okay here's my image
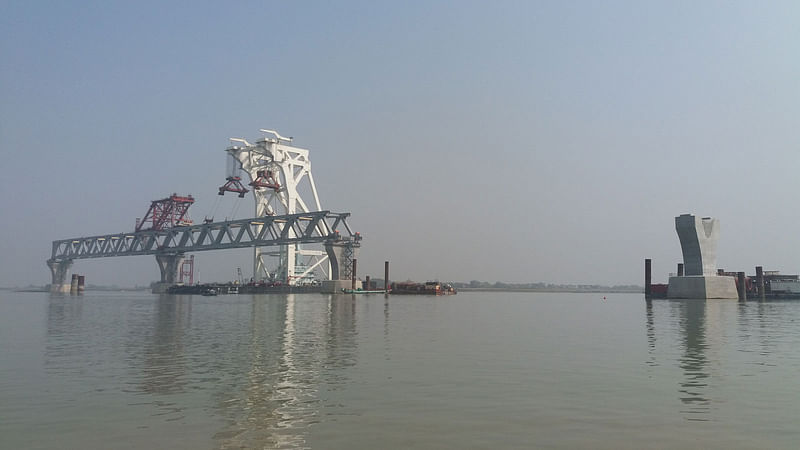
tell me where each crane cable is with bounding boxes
[206,195,222,222]
[229,196,243,220]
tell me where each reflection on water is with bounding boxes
[137,295,192,396]
[36,293,800,449]
[645,299,711,421]
[43,293,361,449]
[644,297,800,423]
[674,300,710,420]
[207,294,358,449]
[644,300,656,367]
[17,291,800,448]
[211,294,317,449]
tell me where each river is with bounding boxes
[2,291,800,449]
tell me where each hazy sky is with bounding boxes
[2,1,799,287]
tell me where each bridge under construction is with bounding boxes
[47,129,361,293]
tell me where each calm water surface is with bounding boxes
[3,291,800,449]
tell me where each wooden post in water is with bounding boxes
[677,263,684,277]
[756,266,765,300]
[70,274,79,295]
[737,272,746,301]
[384,261,389,292]
[645,259,652,298]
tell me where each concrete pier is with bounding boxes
[667,214,738,299]
[47,259,73,293]
[152,252,184,293]
[321,238,361,293]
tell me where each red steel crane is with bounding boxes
[135,194,195,232]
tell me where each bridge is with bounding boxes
[48,211,360,293]
[48,210,361,293]
[47,129,365,294]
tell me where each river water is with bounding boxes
[2,291,800,449]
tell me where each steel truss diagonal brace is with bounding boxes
[50,211,354,261]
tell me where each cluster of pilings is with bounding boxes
[645,258,767,301]
[730,266,766,301]
[69,274,85,295]
[349,260,391,292]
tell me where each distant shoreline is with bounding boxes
[4,286,644,294]
[456,287,643,294]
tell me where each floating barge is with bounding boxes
[390,281,456,296]
[167,282,322,295]
[342,289,387,294]
[168,283,239,295]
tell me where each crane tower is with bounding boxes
[224,130,327,285]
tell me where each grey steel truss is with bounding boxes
[50,211,355,261]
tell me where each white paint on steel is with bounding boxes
[226,130,327,284]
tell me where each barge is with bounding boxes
[390,281,456,296]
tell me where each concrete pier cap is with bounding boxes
[668,214,738,299]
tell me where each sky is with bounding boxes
[1,1,799,287]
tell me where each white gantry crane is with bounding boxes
[223,129,328,285]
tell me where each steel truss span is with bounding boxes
[49,211,355,261]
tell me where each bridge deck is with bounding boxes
[49,211,355,261]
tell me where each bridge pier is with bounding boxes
[153,252,184,293]
[322,240,360,293]
[47,259,73,294]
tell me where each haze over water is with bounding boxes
[3,291,800,449]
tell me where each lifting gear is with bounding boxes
[218,176,249,198]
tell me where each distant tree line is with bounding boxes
[452,280,643,292]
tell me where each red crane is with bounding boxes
[135,194,195,232]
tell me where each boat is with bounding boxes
[201,287,218,296]
[342,289,387,294]
[390,281,456,295]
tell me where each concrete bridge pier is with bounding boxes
[667,214,738,299]
[47,259,73,294]
[153,252,184,293]
[322,240,360,293]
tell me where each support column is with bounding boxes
[70,274,79,295]
[384,261,389,292]
[644,259,652,298]
[153,252,184,293]
[351,259,357,290]
[756,266,765,300]
[737,272,746,301]
[47,259,73,294]
[668,214,738,299]
[322,239,360,293]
